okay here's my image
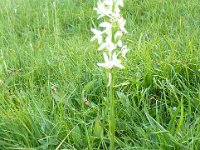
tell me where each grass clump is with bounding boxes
[0,0,199,149]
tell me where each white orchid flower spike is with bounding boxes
[91,0,128,86]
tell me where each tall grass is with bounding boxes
[0,0,200,149]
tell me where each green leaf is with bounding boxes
[83,79,97,93]
[71,125,82,147]
[167,105,181,135]
[52,93,61,102]
[117,91,130,113]
[175,98,184,135]
[93,118,103,139]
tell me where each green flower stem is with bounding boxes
[109,71,115,150]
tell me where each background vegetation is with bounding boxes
[0,0,200,149]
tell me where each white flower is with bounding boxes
[117,40,122,47]
[114,31,123,47]
[121,45,129,59]
[97,52,124,70]
[103,0,113,7]
[114,31,123,40]
[114,1,123,15]
[97,53,113,69]
[98,36,115,52]
[91,0,128,86]
[118,17,127,33]
[99,22,112,34]
[91,28,103,44]
[116,0,124,7]
[95,1,112,19]
[112,52,125,69]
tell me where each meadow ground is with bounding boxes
[0,0,200,149]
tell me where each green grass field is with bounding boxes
[0,0,200,149]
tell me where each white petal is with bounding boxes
[104,36,115,51]
[116,0,124,7]
[114,6,120,14]
[91,28,101,35]
[115,63,125,69]
[114,31,122,40]
[98,43,106,51]
[112,53,125,69]
[91,36,96,42]
[121,45,129,59]
[103,52,109,62]
[97,62,107,68]
[91,28,103,43]
[98,36,103,44]
[100,22,112,34]
[97,61,113,69]
[112,52,118,61]
[104,0,113,6]
[117,40,122,47]
[107,42,115,51]
[118,18,127,33]
[99,22,111,28]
